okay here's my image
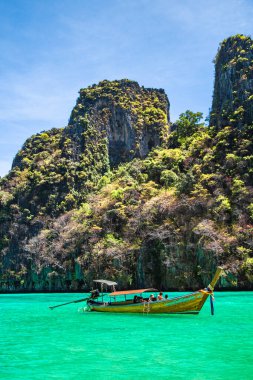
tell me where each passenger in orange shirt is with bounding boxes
[157,292,163,300]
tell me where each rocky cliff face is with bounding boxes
[67,79,170,166]
[210,35,253,128]
[9,80,170,216]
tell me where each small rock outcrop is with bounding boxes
[210,35,253,128]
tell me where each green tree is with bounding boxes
[176,110,204,139]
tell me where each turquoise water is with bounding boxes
[1,292,253,380]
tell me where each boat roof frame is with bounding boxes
[93,279,118,286]
[109,288,158,297]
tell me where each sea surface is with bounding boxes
[1,292,253,380]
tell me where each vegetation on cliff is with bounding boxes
[0,36,252,292]
[21,111,253,290]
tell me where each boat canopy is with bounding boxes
[109,288,158,296]
[94,279,118,286]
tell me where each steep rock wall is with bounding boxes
[68,79,170,166]
[210,35,253,128]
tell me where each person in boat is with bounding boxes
[157,292,163,300]
[149,294,155,302]
[134,295,143,303]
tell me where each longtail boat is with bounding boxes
[86,267,223,315]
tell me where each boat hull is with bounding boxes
[88,291,209,314]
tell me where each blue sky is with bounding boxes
[0,0,252,177]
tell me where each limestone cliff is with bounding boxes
[9,80,170,215]
[0,38,253,293]
[210,35,253,128]
[67,79,170,166]
[0,80,171,291]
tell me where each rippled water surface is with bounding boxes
[1,292,253,379]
